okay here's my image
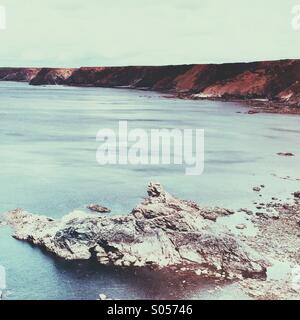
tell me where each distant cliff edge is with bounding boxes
[1,60,300,110]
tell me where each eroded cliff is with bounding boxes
[1,59,300,108]
[0,67,40,82]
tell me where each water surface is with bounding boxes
[0,82,300,300]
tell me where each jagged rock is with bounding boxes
[6,183,267,280]
[268,212,280,220]
[294,192,300,199]
[236,224,247,230]
[98,293,112,301]
[253,187,261,192]
[0,68,40,82]
[98,294,107,301]
[256,212,268,219]
[30,68,75,85]
[239,208,254,215]
[87,204,111,213]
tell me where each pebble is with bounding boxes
[99,294,107,300]
[236,224,247,230]
[180,267,187,272]
[256,212,268,219]
[240,208,254,215]
[195,269,202,276]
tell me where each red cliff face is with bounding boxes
[30,68,75,85]
[0,68,41,82]
[194,60,300,100]
[277,81,300,106]
[200,70,272,98]
[1,59,300,108]
[65,65,192,91]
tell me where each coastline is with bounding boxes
[176,94,300,115]
[3,183,300,300]
[0,80,300,300]
[1,59,300,115]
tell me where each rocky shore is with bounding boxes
[2,182,300,299]
[5,183,267,281]
[1,59,300,114]
[238,192,300,300]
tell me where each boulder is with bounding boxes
[87,204,111,213]
[294,192,300,199]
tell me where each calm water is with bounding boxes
[0,82,300,300]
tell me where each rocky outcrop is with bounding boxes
[30,68,75,85]
[192,60,300,100]
[277,81,300,107]
[65,65,192,90]
[6,183,267,280]
[2,59,300,108]
[0,68,40,82]
[294,191,300,199]
[87,204,111,213]
[198,70,272,99]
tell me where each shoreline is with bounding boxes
[2,183,300,300]
[174,93,300,115]
[1,66,300,300]
[1,59,300,115]
[2,79,300,116]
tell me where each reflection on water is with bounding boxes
[1,225,247,300]
[0,82,300,300]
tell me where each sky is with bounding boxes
[0,0,300,67]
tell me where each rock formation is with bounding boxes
[30,68,75,85]
[6,183,267,280]
[0,68,40,82]
[277,81,300,107]
[87,204,111,213]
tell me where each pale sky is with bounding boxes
[0,0,300,67]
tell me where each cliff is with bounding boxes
[30,68,75,85]
[0,67,40,82]
[1,59,300,108]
